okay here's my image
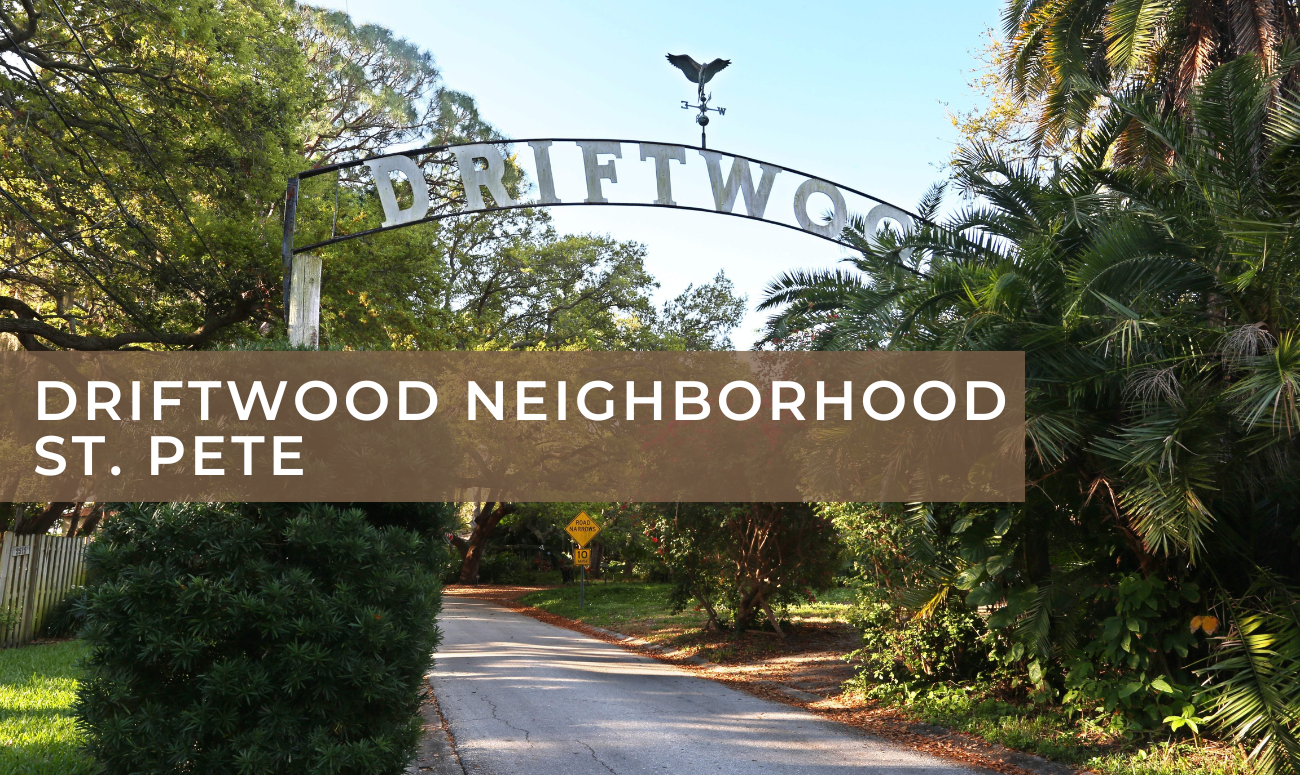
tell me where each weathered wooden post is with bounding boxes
[282,176,324,349]
[288,254,323,348]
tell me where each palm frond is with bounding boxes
[1105,0,1170,73]
[1203,579,1300,775]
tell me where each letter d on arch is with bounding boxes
[364,155,430,228]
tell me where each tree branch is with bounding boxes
[0,292,264,350]
[0,0,40,53]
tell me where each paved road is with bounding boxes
[430,597,989,775]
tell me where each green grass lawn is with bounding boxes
[518,582,702,633]
[518,581,857,630]
[0,640,95,775]
[785,586,856,620]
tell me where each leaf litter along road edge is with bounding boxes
[440,585,1082,775]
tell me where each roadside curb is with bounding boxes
[408,680,466,775]
[454,593,1091,775]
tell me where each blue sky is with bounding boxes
[315,0,1003,346]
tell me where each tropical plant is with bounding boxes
[762,55,1300,771]
[1201,576,1300,773]
[1060,575,1202,730]
[1003,0,1300,149]
[847,588,993,684]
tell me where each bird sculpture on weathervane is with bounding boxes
[666,53,730,148]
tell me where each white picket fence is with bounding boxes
[0,532,90,647]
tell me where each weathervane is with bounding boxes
[666,54,730,148]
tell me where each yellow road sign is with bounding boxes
[574,548,591,567]
[565,512,601,547]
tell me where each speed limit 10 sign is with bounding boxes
[574,548,591,568]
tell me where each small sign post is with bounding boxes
[565,512,601,608]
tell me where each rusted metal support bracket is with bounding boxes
[280,176,300,327]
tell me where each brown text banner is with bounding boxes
[0,351,1024,502]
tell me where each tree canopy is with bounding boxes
[0,2,746,353]
[0,0,305,349]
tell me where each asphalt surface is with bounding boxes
[430,597,990,775]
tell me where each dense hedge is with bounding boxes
[76,502,452,775]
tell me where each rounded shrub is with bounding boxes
[848,588,992,683]
[76,502,450,775]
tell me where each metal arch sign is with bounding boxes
[280,138,918,346]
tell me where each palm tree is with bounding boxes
[762,56,1300,772]
[1003,0,1300,149]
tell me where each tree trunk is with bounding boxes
[73,504,106,537]
[61,503,86,536]
[759,597,785,637]
[735,581,769,632]
[14,502,73,535]
[696,586,723,631]
[453,502,513,584]
[1091,479,1159,575]
[1022,516,1051,584]
[589,541,604,579]
[0,468,20,532]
